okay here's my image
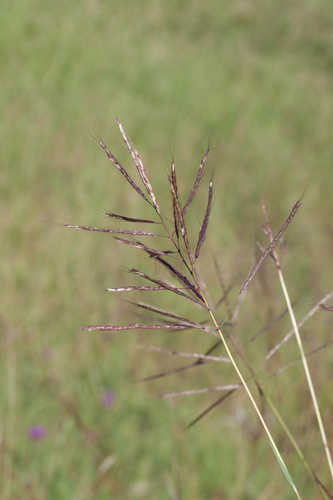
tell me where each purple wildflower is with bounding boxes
[28,425,47,441]
[101,391,115,409]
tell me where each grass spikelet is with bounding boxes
[195,180,213,259]
[84,322,193,332]
[126,300,204,328]
[128,268,204,306]
[105,212,158,224]
[106,285,166,292]
[113,236,174,257]
[153,255,204,302]
[117,119,143,174]
[116,119,161,214]
[182,146,209,216]
[320,304,333,312]
[168,161,192,262]
[98,138,152,205]
[135,150,161,215]
[65,224,155,237]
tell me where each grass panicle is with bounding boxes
[70,120,333,499]
[239,199,301,296]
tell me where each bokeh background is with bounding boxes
[2,1,333,498]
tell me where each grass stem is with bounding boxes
[204,299,302,499]
[277,269,333,481]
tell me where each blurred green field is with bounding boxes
[2,0,333,498]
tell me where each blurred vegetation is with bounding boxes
[1,0,333,498]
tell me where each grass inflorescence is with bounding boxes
[67,121,333,499]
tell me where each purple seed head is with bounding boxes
[101,391,115,409]
[28,425,47,440]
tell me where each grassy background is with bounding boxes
[2,0,333,498]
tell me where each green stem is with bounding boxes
[204,298,302,499]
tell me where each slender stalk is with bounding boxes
[261,200,333,481]
[267,393,331,499]
[214,309,330,497]
[203,297,302,499]
[278,270,333,480]
[266,290,333,360]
